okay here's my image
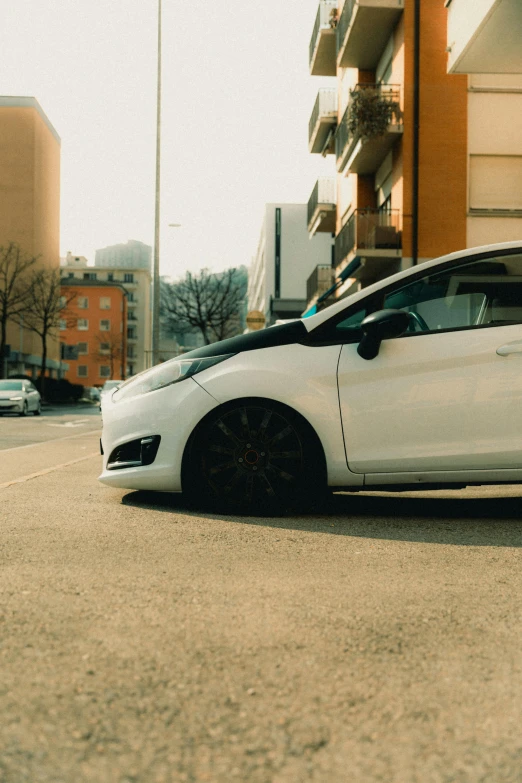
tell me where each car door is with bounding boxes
[336,249,522,474]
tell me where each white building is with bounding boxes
[248,203,333,325]
[95,240,151,270]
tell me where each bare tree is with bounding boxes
[20,268,76,398]
[95,329,124,380]
[0,243,38,377]
[161,267,247,346]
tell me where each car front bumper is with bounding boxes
[0,400,24,412]
[98,378,218,492]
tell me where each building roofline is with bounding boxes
[60,277,129,293]
[0,96,61,144]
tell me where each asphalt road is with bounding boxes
[1,407,521,782]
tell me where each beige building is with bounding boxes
[61,255,151,376]
[446,0,522,248]
[0,96,61,377]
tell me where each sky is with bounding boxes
[0,0,334,281]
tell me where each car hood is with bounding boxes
[178,320,308,361]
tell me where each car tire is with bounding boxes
[184,400,327,515]
[20,401,28,417]
[34,403,41,416]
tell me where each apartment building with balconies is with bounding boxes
[446,0,522,251]
[305,0,522,314]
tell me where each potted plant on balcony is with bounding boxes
[347,86,400,144]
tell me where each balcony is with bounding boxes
[307,178,337,234]
[446,0,521,74]
[309,89,338,155]
[337,0,404,69]
[335,209,402,284]
[306,264,336,307]
[309,0,338,76]
[336,84,402,174]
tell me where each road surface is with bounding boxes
[1,406,521,782]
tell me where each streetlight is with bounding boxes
[151,0,163,366]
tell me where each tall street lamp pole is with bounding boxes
[152,0,162,366]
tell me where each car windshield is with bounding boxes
[0,381,23,391]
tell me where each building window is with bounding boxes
[78,297,89,309]
[124,273,134,283]
[83,272,97,280]
[99,366,110,378]
[127,292,135,302]
[100,296,111,310]
[78,342,88,355]
[100,319,110,331]
[59,319,67,331]
[127,327,135,339]
[77,319,89,331]
[107,273,114,281]
[99,342,110,353]
[127,346,135,358]
[77,365,88,378]
[59,295,67,308]
[68,272,74,279]
[470,155,522,211]
[128,364,134,376]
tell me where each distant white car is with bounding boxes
[98,380,123,410]
[99,241,522,513]
[0,379,41,416]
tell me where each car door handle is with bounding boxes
[497,341,522,357]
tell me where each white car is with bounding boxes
[99,241,522,512]
[0,379,41,416]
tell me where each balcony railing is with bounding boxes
[309,88,338,155]
[307,264,335,305]
[309,0,338,76]
[307,177,337,233]
[337,0,404,69]
[335,209,402,267]
[336,83,401,174]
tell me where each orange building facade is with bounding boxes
[59,279,127,386]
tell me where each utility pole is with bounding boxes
[152,0,162,366]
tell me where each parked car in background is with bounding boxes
[0,379,41,416]
[83,386,101,403]
[99,380,123,410]
[99,241,522,514]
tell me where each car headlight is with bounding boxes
[112,354,234,403]
[9,396,23,401]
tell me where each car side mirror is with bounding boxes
[357,309,411,360]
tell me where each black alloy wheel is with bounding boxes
[186,401,324,514]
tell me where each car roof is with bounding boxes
[302,240,522,332]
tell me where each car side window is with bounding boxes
[384,253,522,333]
